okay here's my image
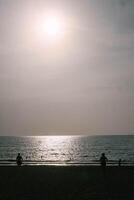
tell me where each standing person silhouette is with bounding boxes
[16,153,23,166]
[100,153,108,175]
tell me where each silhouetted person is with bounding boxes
[118,159,121,167]
[16,153,23,166]
[100,153,108,175]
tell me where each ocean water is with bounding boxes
[0,135,134,164]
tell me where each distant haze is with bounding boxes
[0,0,134,135]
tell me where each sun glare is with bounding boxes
[45,17,61,35]
[34,14,66,43]
[41,16,64,40]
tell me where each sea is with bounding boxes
[0,135,134,165]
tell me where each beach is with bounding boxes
[0,166,134,200]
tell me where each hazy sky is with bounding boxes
[0,0,134,135]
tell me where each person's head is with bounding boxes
[18,153,20,156]
[102,153,105,156]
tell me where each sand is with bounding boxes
[0,166,134,200]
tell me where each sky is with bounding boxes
[0,0,134,135]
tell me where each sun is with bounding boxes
[34,14,66,42]
[45,17,61,35]
[43,16,64,39]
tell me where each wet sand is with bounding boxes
[0,166,134,200]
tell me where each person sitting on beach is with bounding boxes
[16,153,23,166]
[100,153,108,174]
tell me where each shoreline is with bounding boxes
[0,160,134,166]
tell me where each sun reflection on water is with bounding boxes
[33,136,75,162]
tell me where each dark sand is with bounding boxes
[0,166,134,200]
